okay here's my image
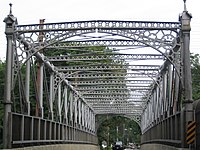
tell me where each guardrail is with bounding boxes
[8,113,98,148]
[141,112,182,148]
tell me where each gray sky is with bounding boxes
[0,0,199,60]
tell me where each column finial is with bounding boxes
[183,0,187,11]
[9,3,12,15]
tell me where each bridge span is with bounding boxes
[2,2,197,150]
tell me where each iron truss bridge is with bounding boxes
[10,18,181,124]
[3,7,194,148]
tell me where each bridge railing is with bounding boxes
[141,112,182,147]
[8,112,98,148]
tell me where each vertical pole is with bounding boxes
[70,91,73,123]
[58,83,62,122]
[180,7,193,147]
[64,86,68,124]
[74,97,78,125]
[81,103,84,129]
[39,61,44,118]
[3,5,16,148]
[25,51,30,115]
[36,19,45,117]
[49,72,54,120]
[78,100,81,126]
[93,114,96,133]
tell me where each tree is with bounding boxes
[0,60,6,148]
[191,53,200,100]
[96,115,141,149]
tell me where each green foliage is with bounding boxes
[0,60,5,147]
[97,115,141,149]
[191,53,200,100]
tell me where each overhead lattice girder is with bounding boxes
[16,20,180,33]
[95,108,142,112]
[74,85,151,91]
[86,97,146,102]
[66,70,158,75]
[80,91,148,97]
[85,96,144,100]
[65,72,157,79]
[47,54,164,62]
[92,107,143,112]
[80,88,148,93]
[57,64,160,72]
[84,95,145,99]
[92,101,143,105]
[70,80,154,85]
[15,20,180,70]
[96,108,143,112]
[94,109,143,114]
[75,84,151,87]
[48,40,147,48]
[85,98,145,103]
[92,106,142,114]
[86,99,146,103]
[94,107,142,112]
[87,97,144,102]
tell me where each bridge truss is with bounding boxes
[3,6,193,149]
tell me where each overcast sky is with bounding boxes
[0,0,199,60]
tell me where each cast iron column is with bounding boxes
[181,4,193,112]
[3,4,17,148]
[180,3,193,147]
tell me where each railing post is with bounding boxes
[3,4,17,149]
